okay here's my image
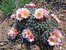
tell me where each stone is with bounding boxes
[0,42,4,46]
[16,44,21,49]
[30,45,41,50]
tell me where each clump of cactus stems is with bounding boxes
[7,3,62,50]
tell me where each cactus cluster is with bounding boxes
[12,10,58,44]
[8,4,61,50]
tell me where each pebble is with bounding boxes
[0,42,4,46]
[16,44,21,49]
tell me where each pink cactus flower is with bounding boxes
[21,8,30,19]
[48,36,61,46]
[34,8,49,19]
[24,3,36,8]
[51,14,61,23]
[8,27,18,39]
[22,29,34,42]
[50,29,62,39]
[16,8,30,21]
[10,14,16,20]
[16,8,23,21]
[34,8,44,19]
[43,9,49,18]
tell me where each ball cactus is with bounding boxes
[7,3,62,50]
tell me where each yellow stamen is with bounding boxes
[52,33,56,36]
[56,35,60,38]
[23,11,29,17]
[18,14,22,18]
[26,30,30,35]
[50,38,54,42]
[36,13,41,17]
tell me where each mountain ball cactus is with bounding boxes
[8,3,62,47]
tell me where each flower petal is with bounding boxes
[48,36,61,46]
[8,27,18,39]
[24,3,36,8]
[51,14,61,23]
[34,8,44,19]
[22,29,34,42]
[16,8,23,21]
[10,14,16,20]
[21,8,30,19]
[50,29,62,38]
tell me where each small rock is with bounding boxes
[16,44,21,49]
[22,44,28,50]
[31,45,41,50]
[0,42,4,46]
[60,46,62,50]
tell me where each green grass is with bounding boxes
[0,0,30,16]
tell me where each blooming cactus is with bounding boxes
[21,8,30,19]
[50,29,62,38]
[43,9,49,18]
[8,27,18,40]
[48,29,62,46]
[10,14,16,20]
[50,14,61,23]
[16,8,30,21]
[8,4,62,49]
[16,8,23,21]
[48,36,61,46]
[24,3,36,8]
[34,8,44,19]
[22,28,34,42]
[34,8,49,19]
